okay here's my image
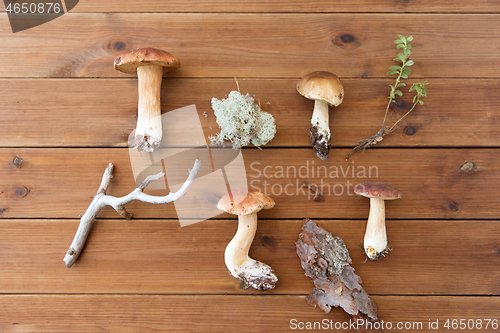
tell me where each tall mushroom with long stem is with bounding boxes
[354,182,402,260]
[114,48,180,152]
[217,189,278,291]
[297,71,344,160]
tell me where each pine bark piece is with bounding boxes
[295,219,378,320]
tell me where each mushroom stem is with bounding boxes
[364,198,390,260]
[225,213,278,291]
[309,99,331,160]
[135,65,163,152]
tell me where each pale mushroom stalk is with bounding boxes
[114,48,180,152]
[135,65,163,152]
[364,197,388,260]
[310,99,331,155]
[225,213,276,290]
[354,182,401,261]
[217,189,277,291]
[297,71,344,161]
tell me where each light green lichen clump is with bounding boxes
[209,91,276,149]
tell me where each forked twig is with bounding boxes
[63,159,202,268]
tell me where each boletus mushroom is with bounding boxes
[114,48,180,152]
[296,71,344,160]
[354,182,402,260]
[217,189,278,291]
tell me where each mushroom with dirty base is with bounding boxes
[297,71,344,161]
[354,182,402,260]
[217,189,278,291]
[114,48,180,152]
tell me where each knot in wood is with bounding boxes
[15,186,29,198]
[13,156,22,168]
[459,161,477,174]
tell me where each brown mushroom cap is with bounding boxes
[296,71,344,107]
[114,48,180,75]
[217,189,275,216]
[354,182,402,200]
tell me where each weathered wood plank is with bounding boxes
[6,0,499,13]
[0,295,498,332]
[1,14,499,78]
[0,219,498,295]
[0,78,497,148]
[0,148,497,219]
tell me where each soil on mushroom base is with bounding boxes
[309,125,330,160]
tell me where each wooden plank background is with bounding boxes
[1,78,498,147]
[1,14,500,78]
[0,219,498,295]
[1,1,499,332]
[3,1,500,13]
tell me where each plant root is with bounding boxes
[346,127,389,161]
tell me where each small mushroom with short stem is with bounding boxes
[217,189,278,291]
[354,182,402,260]
[114,48,180,152]
[297,71,344,160]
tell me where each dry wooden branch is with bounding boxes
[64,159,201,268]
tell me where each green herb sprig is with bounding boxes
[347,35,428,160]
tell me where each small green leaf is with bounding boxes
[418,100,424,105]
[407,35,414,42]
[397,83,406,87]
[396,44,405,49]
[406,60,414,66]
[400,73,409,79]
[389,66,401,70]
[406,44,412,49]
[394,39,403,44]
[386,70,399,75]
[403,66,411,75]
[413,95,417,103]
[394,57,401,62]
[410,82,423,91]
[394,90,403,96]
[398,35,407,43]
[398,53,406,62]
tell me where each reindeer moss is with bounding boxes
[209,91,276,149]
